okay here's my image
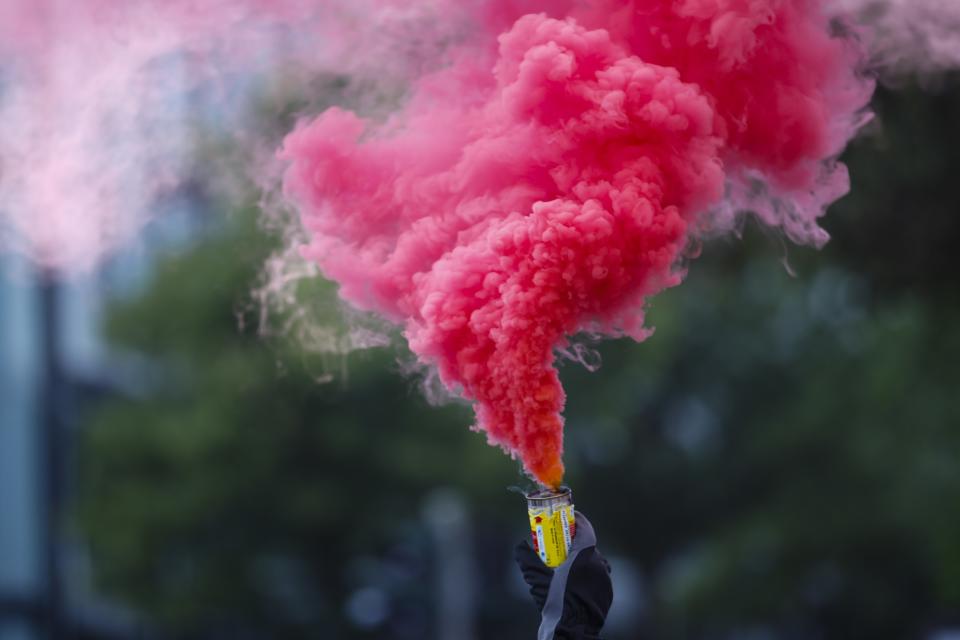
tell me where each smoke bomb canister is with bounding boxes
[525,487,576,568]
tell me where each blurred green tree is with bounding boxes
[564,254,960,639]
[76,80,960,640]
[559,79,960,638]
[76,212,533,639]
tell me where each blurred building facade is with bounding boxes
[0,254,43,640]
[0,210,195,640]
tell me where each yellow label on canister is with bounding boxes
[527,502,576,568]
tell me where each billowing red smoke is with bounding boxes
[281,0,873,488]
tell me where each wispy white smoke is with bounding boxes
[833,0,960,75]
[0,0,458,273]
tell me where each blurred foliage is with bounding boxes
[827,77,960,300]
[76,213,533,638]
[77,79,960,639]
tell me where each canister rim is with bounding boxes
[525,486,573,508]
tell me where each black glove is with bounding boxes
[514,512,613,640]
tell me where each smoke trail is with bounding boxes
[0,0,454,271]
[280,1,874,488]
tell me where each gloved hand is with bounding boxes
[514,512,613,640]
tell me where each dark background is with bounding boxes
[1,71,959,640]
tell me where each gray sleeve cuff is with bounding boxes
[537,512,597,640]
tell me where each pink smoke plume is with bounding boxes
[281,1,874,488]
